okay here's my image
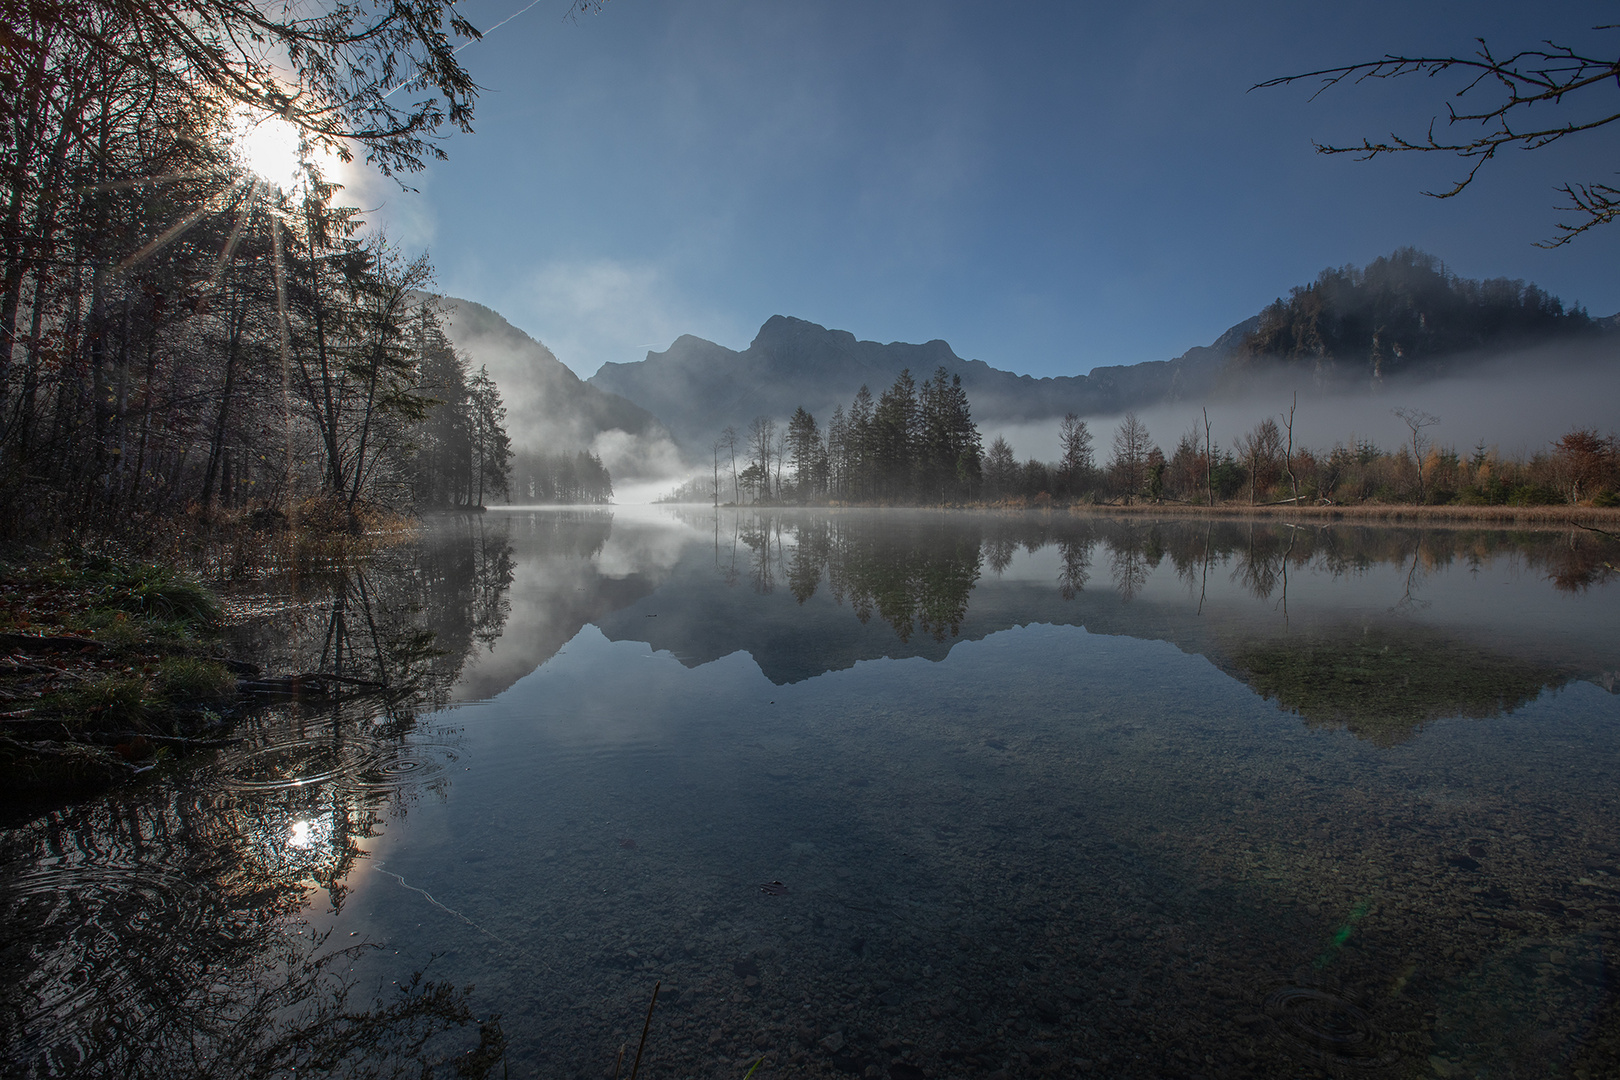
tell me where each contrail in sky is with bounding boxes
[456,0,547,53]
[382,0,547,97]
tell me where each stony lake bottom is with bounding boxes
[3,508,1617,1079]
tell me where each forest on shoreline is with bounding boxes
[0,0,627,553]
[661,364,1620,513]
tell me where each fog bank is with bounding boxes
[987,344,1620,462]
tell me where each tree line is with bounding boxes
[663,367,1616,509]
[509,450,614,505]
[412,310,513,509]
[696,366,984,505]
[986,407,1618,509]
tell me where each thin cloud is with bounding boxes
[509,257,744,376]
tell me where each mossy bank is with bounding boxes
[0,553,251,803]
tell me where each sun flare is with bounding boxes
[227,107,340,194]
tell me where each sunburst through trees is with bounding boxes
[0,0,548,539]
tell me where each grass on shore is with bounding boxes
[0,496,443,804]
[0,553,243,798]
[0,501,415,801]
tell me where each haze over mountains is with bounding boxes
[437,250,1618,483]
[423,295,682,480]
[586,250,1611,457]
[588,314,1256,453]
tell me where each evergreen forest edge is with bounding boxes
[671,363,1620,511]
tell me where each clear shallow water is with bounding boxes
[3,509,1617,1079]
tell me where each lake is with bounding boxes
[3,508,1617,1079]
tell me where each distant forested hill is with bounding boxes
[1241,248,1598,378]
[426,296,668,451]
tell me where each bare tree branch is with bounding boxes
[1255,26,1620,244]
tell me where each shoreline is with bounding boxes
[0,515,419,807]
[1059,501,1620,528]
[659,499,1620,530]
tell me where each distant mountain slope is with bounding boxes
[424,295,670,453]
[589,314,1254,451]
[1241,248,1599,379]
[586,249,1613,454]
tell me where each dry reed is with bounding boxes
[1059,501,1620,528]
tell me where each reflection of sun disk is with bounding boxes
[288,820,314,848]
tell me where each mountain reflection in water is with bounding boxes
[517,508,1611,743]
[3,508,1617,1079]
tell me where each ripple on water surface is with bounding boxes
[1,859,217,1069]
[1264,983,1398,1068]
[2,700,470,1077]
[215,709,460,798]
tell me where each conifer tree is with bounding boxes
[846,386,876,501]
[872,370,920,501]
[787,407,823,503]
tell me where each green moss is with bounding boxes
[1231,627,1566,744]
[42,660,234,736]
[82,609,150,645]
[155,657,236,702]
[56,674,156,730]
[41,555,220,633]
[0,553,244,799]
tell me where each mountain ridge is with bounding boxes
[586,248,1615,455]
[419,294,684,480]
[589,313,1255,451]
[426,294,667,448]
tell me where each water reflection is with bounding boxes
[468,506,1613,748]
[366,557,1619,1078]
[1231,627,1565,746]
[3,508,1617,1079]
[0,516,517,1078]
[606,510,1615,742]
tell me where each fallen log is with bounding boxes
[0,632,107,654]
[238,672,388,697]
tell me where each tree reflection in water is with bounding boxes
[0,516,516,1079]
[665,509,1610,742]
[824,517,982,643]
[6,509,1608,1074]
[1055,535,1093,600]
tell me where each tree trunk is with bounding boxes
[201,294,247,509]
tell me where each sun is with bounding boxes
[227,106,342,194]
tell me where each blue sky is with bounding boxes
[359,0,1620,379]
